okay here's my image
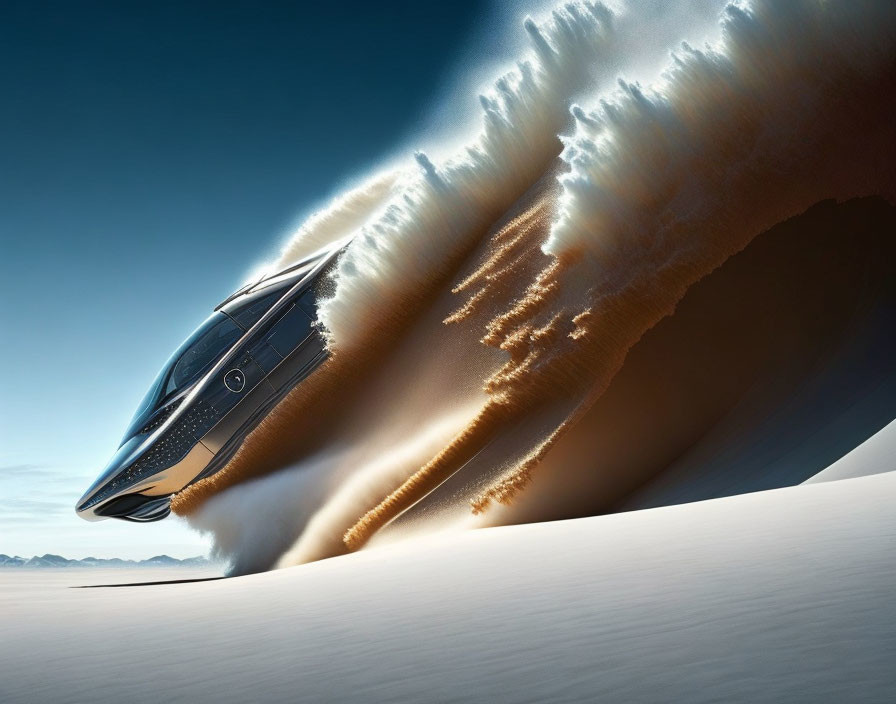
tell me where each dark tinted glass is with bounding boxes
[122,313,242,443]
[228,284,289,329]
[166,316,242,395]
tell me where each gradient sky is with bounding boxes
[0,0,532,559]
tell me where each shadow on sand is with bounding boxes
[72,576,227,588]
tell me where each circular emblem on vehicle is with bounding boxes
[224,368,245,393]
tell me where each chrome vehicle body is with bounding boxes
[76,239,347,522]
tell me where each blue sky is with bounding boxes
[0,0,541,559]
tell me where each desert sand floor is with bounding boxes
[2,471,894,704]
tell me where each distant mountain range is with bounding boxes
[0,553,213,568]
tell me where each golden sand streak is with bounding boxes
[471,434,555,514]
[343,401,514,550]
[481,257,565,348]
[343,194,559,550]
[450,202,547,295]
[445,214,550,323]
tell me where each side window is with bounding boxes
[266,304,314,358]
[228,286,288,330]
[167,317,243,395]
[120,313,243,443]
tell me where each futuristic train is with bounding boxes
[75,239,347,522]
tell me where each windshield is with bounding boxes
[122,313,243,442]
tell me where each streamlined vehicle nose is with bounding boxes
[75,436,172,522]
[77,239,347,526]
[75,498,104,521]
[76,493,171,522]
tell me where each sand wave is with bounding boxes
[174,0,896,573]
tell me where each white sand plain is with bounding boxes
[2,469,894,703]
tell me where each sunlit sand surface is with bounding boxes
[4,471,895,703]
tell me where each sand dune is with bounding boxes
[4,470,895,703]
[807,419,896,485]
